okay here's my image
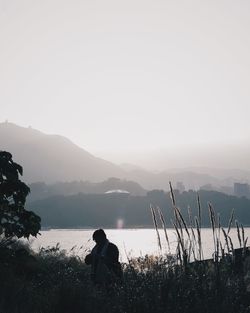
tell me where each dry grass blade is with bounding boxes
[235,220,242,247]
[228,235,234,254]
[196,195,203,260]
[208,203,215,235]
[220,242,225,259]
[157,207,171,253]
[222,228,230,254]
[169,181,176,207]
[216,238,220,260]
[173,222,185,252]
[218,213,221,251]
[176,241,182,265]
[208,203,219,261]
[151,205,162,251]
[195,216,203,261]
[188,206,197,242]
[197,193,202,227]
[227,209,234,235]
[175,207,190,239]
[241,224,245,247]
[169,182,184,241]
[173,208,179,228]
[244,237,248,249]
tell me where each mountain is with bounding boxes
[129,143,250,173]
[0,122,125,183]
[1,122,248,191]
[167,167,250,182]
[122,168,222,191]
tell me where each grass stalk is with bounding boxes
[151,205,162,251]
[235,220,242,248]
[157,207,171,254]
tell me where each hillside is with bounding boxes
[27,177,147,202]
[0,122,125,183]
[1,122,247,191]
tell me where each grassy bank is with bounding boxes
[0,238,250,313]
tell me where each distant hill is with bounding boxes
[0,122,247,191]
[125,168,222,191]
[131,144,250,175]
[27,177,147,202]
[0,122,125,183]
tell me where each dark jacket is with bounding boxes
[85,240,122,283]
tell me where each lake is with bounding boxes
[28,227,250,262]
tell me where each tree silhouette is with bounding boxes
[0,151,41,238]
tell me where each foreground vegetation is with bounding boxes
[0,236,250,313]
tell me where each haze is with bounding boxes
[1,0,250,170]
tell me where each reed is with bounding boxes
[173,221,187,266]
[195,216,202,261]
[176,207,190,240]
[235,220,242,248]
[151,186,248,266]
[151,205,162,251]
[197,193,202,229]
[244,237,248,254]
[208,202,219,261]
[227,208,235,235]
[188,206,198,260]
[241,223,248,257]
[217,213,222,258]
[222,227,230,254]
[169,181,176,207]
[196,194,204,260]
[228,235,234,258]
[241,223,245,248]
[158,207,171,254]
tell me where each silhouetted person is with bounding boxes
[85,229,122,285]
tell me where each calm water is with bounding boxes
[29,228,250,263]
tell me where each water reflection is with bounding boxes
[29,228,250,263]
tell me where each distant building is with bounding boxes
[234,183,250,198]
[176,181,185,193]
[105,189,130,195]
[200,184,213,191]
[219,185,234,195]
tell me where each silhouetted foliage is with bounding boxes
[0,151,41,238]
[1,239,250,313]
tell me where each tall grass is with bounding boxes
[151,183,249,266]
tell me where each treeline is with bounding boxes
[27,189,250,228]
[27,177,147,202]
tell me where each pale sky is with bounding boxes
[1,0,250,165]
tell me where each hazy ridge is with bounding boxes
[1,122,249,191]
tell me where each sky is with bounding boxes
[1,0,250,166]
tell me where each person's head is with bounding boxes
[93,229,107,245]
